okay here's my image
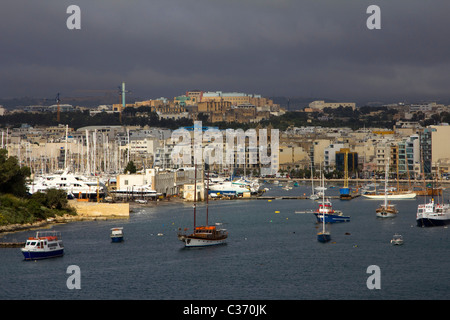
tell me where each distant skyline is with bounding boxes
[1,0,450,105]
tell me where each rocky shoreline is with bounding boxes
[0,214,128,236]
[0,197,181,236]
[0,220,52,234]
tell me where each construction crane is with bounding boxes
[43,93,62,123]
[118,82,131,124]
[339,150,352,200]
[55,93,61,123]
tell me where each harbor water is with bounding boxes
[1,183,449,300]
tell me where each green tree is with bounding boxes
[44,188,70,210]
[0,149,31,197]
[124,161,137,174]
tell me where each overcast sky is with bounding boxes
[1,0,450,104]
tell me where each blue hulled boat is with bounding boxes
[316,173,331,243]
[21,231,64,260]
[317,231,331,243]
[314,199,350,223]
[111,227,124,242]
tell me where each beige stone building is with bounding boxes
[431,125,450,173]
[279,145,310,171]
[201,91,277,108]
[308,100,356,111]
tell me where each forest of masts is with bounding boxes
[2,126,137,177]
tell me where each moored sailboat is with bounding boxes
[309,161,319,200]
[317,173,331,243]
[178,166,228,247]
[314,173,350,223]
[376,159,398,218]
[314,200,350,223]
[363,191,416,200]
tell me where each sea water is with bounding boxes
[1,184,449,300]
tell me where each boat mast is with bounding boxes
[64,124,68,170]
[206,167,209,226]
[396,147,400,192]
[384,158,389,208]
[322,171,326,234]
[311,159,314,196]
[344,151,348,189]
[193,164,197,230]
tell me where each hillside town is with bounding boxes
[1,89,450,202]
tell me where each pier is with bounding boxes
[255,195,360,200]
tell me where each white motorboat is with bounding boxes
[21,231,64,260]
[416,198,450,227]
[390,234,404,245]
[28,170,105,199]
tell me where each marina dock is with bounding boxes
[255,195,360,200]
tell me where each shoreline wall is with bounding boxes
[68,200,130,219]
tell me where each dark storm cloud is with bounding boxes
[1,0,450,103]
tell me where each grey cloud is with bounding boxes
[1,0,450,104]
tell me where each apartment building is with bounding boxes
[324,143,345,171]
[431,124,450,174]
[201,91,277,108]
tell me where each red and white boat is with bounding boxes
[21,231,64,260]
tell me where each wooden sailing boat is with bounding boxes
[363,150,416,200]
[178,165,228,247]
[376,158,398,218]
[317,172,331,243]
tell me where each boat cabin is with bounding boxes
[318,201,334,213]
[25,239,48,249]
[192,225,227,239]
[24,231,63,250]
[193,226,217,238]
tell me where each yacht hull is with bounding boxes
[417,218,450,227]
[183,237,227,247]
[111,236,124,243]
[363,193,416,200]
[314,213,350,223]
[317,232,331,243]
[22,249,64,260]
